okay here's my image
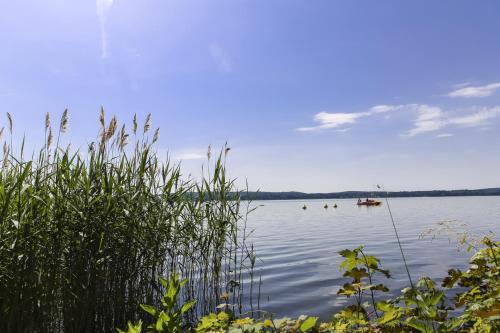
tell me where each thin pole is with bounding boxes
[379,185,414,288]
[381,188,436,333]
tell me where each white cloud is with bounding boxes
[296,104,405,132]
[295,127,317,132]
[296,112,368,131]
[436,133,453,138]
[405,105,500,137]
[299,103,500,137]
[448,83,500,98]
[296,106,402,132]
[448,107,500,127]
[404,105,445,137]
[415,105,442,121]
[317,111,368,128]
[174,152,207,160]
[369,104,403,113]
[96,0,114,58]
[209,43,232,72]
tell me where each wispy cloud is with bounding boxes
[405,105,500,136]
[448,107,500,127]
[369,104,403,113]
[96,0,114,58]
[173,151,207,160]
[209,43,232,72]
[405,105,445,137]
[296,105,403,132]
[452,82,472,88]
[299,103,500,137]
[296,112,369,132]
[448,82,500,98]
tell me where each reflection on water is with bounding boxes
[246,196,500,319]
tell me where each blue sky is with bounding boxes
[1,0,500,192]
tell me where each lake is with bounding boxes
[245,196,500,320]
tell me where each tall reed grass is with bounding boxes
[0,111,257,332]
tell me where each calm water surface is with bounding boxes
[245,196,500,319]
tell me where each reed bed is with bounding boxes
[0,111,257,332]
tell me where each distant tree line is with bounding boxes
[239,188,500,200]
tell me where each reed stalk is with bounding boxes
[0,111,257,332]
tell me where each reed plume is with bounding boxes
[6,112,12,133]
[99,106,105,128]
[152,128,160,143]
[45,112,51,130]
[47,127,53,148]
[132,113,138,134]
[118,124,129,150]
[106,116,117,141]
[0,111,256,333]
[144,113,151,133]
[59,109,68,133]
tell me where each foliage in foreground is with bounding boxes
[0,111,257,332]
[120,237,499,333]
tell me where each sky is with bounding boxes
[1,0,500,192]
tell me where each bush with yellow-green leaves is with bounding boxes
[119,236,499,333]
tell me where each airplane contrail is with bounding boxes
[96,0,114,58]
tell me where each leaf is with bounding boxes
[377,302,400,325]
[338,283,357,297]
[376,268,392,278]
[159,277,168,289]
[442,269,462,288]
[300,316,318,332]
[370,284,389,292]
[179,277,188,288]
[339,249,355,258]
[406,317,434,333]
[343,267,369,282]
[140,304,158,318]
[116,320,142,333]
[156,311,170,331]
[429,291,444,306]
[363,255,380,268]
[127,320,142,333]
[180,300,196,314]
[445,317,464,331]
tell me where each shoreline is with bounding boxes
[240,188,500,200]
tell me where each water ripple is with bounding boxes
[246,197,500,319]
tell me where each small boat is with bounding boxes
[324,204,328,209]
[302,204,307,210]
[357,199,382,206]
[333,203,338,208]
